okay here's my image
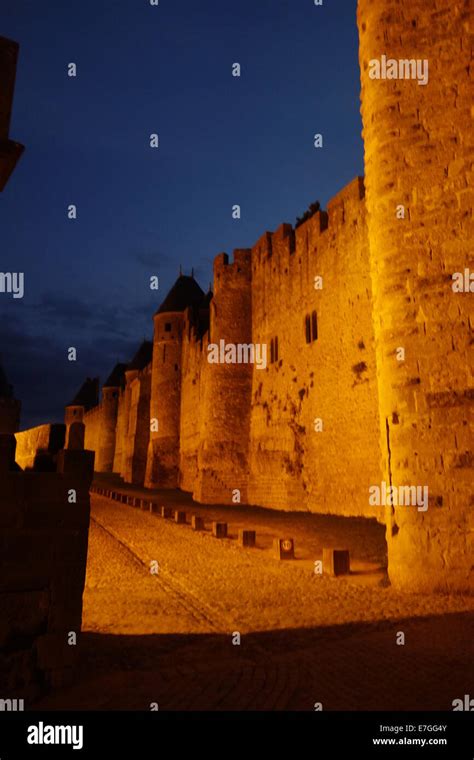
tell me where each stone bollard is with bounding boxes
[212,522,227,539]
[191,515,205,531]
[323,548,350,576]
[239,529,256,548]
[274,538,295,560]
[161,506,172,519]
[175,510,186,524]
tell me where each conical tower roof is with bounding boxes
[67,377,99,410]
[155,275,205,316]
[103,363,127,389]
[127,341,153,371]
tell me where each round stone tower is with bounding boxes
[358,0,473,591]
[95,363,126,473]
[145,274,205,489]
[194,249,253,504]
[65,378,99,428]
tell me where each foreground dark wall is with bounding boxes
[0,432,93,702]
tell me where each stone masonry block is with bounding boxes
[274,538,295,560]
[191,515,204,531]
[212,522,227,538]
[239,529,256,548]
[323,548,350,576]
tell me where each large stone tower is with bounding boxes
[95,363,126,472]
[194,250,253,504]
[0,362,20,433]
[358,0,473,591]
[145,275,205,489]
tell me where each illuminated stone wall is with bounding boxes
[358,0,473,591]
[122,365,151,485]
[247,178,383,518]
[64,0,471,593]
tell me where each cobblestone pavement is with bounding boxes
[35,480,474,711]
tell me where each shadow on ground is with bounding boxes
[34,611,473,711]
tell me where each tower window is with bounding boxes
[305,315,311,344]
[165,323,172,332]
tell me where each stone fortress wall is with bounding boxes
[77,175,384,522]
[69,0,473,594]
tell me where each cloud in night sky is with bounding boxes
[0,292,154,428]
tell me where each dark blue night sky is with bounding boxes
[1,0,362,428]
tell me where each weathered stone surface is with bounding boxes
[358,0,473,592]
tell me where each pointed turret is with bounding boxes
[64,377,99,426]
[145,274,205,488]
